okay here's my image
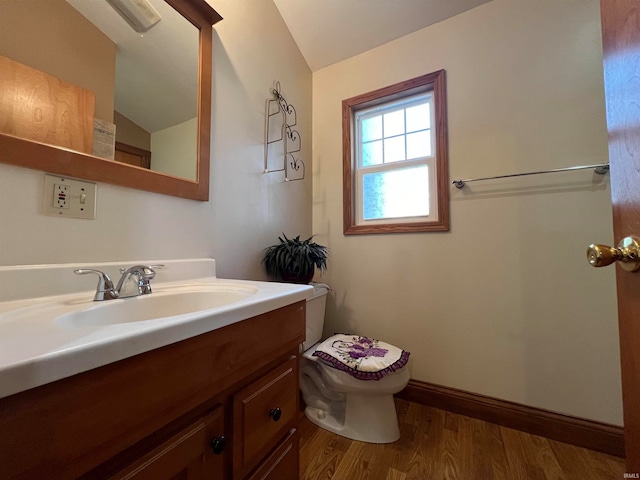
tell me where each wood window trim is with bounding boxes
[342,70,450,235]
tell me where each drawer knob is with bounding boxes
[210,435,226,455]
[269,407,282,422]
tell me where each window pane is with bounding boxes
[406,130,432,159]
[384,136,405,163]
[383,110,404,137]
[362,140,383,167]
[362,166,429,220]
[406,103,430,132]
[361,115,382,142]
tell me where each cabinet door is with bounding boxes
[111,407,225,480]
[233,356,298,478]
[246,429,299,480]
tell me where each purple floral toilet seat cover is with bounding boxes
[312,334,410,381]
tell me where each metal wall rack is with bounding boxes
[263,81,304,182]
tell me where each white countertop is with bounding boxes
[0,259,313,399]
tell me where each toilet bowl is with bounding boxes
[300,285,410,443]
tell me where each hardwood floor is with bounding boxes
[299,399,626,480]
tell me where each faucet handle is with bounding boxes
[74,269,117,301]
[116,264,164,297]
[139,265,164,293]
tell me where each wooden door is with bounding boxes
[114,142,151,169]
[600,0,640,472]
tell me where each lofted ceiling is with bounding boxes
[66,0,493,131]
[273,0,493,72]
[66,0,199,133]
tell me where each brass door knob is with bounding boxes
[587,236,640,272]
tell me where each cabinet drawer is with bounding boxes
[246,429,299,480]
[233,356,298,478]
[109,407,225,480]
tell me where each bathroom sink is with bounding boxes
[0,258,314,400]
[55,284,259,328]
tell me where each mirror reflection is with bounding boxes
[0,0,199,181]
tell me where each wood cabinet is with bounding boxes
[0,301,305,480]
[233,357,298,478]
[246,429,299,480]
[110,408,225,480]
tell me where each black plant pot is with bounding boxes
[281,272,314,284]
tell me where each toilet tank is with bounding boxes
[303,284,329,351]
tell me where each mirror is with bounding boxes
[0,0,221,201]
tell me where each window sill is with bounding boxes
[344,221,450,235]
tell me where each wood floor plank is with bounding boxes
[484,421,510,480]
[549,439,603,480]
[452,413,473,479]
[405,405,444,480]
[385,468,406,480]
[367,443,397,480]
[395,398,410,424]
[330,441,387,480]
[550,436,627,480]
[433,411,474,479]
[300,425,351,480]
[380,400,418,475]
[401,399,422,427]
[444,410,459,432]
[500,426,543,480]
[584,446,629,480]
[464,415,512,480]
[299,400,626,480]
[442,428,464,479]
[519,430,563,479]
[381,421,416,474]
[524,463,549,480]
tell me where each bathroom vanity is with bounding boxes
[0,259,311,479]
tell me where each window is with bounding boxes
[342,70,449,234]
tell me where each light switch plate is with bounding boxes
[43,174,97,219]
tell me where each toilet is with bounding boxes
[300,284,410,443]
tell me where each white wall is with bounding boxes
[0,0,312,283]
[312,0,623,425]
[151,117,198,181]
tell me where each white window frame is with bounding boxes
[354,93,438,226]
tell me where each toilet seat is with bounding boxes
[312,334,410,381]
[304,342,409,393]
[318,359,410,394]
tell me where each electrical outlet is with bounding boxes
[54,184,69,209]
[43,174,97,219]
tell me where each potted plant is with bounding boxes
[262,233,328,284]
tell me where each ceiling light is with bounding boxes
[106,0,161,33]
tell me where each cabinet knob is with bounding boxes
[210,435,225,455]
[269,407,282,422]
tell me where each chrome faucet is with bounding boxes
[74,264,164,301]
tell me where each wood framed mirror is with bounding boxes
[0,0,221,201]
